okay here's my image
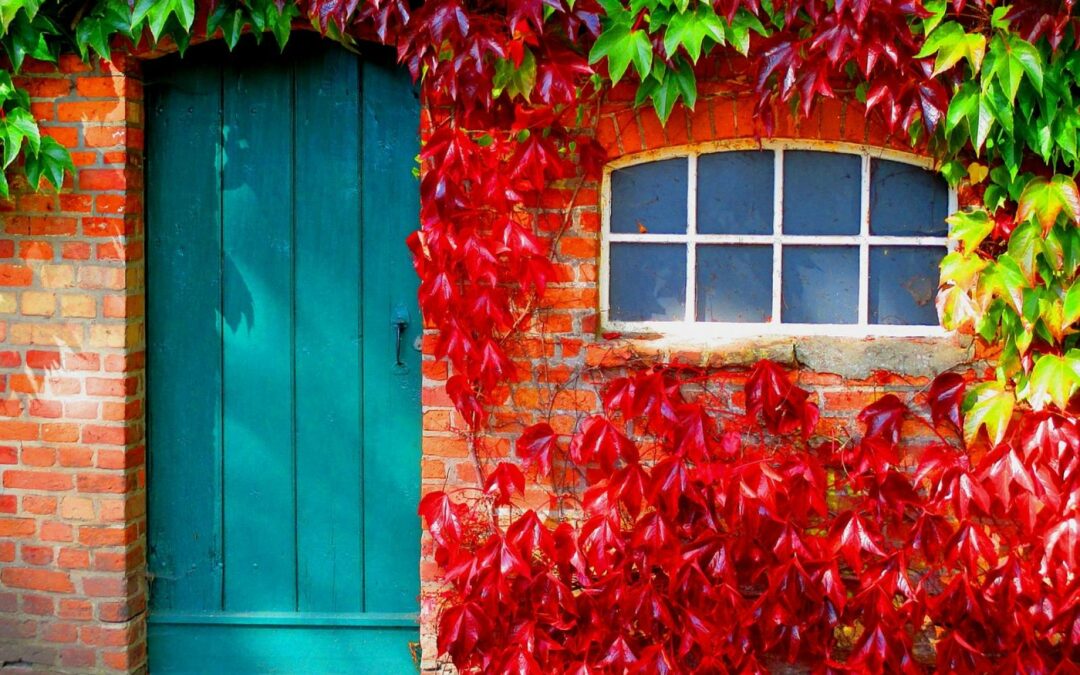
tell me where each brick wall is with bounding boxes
[415,73,978,669]
[0,53,146,672]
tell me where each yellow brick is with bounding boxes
[0,292,15,313]
[90,324,125,348]
[21,292,55,317]
[33,323,82,348]
[8,323,32,344]
[60,294,95,318]
[40,265,75,289]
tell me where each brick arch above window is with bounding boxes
[599,139,959,339]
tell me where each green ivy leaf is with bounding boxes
[947,208,994,251]
[1064,283,1080,330]
[963,381,1015,445]
[1006,220,1044,284]
[946,82,978,135]
[493,49,537,101]
[1020,353,1077,410]
[590,24,650,85]
[1010,37,1044,94]
[1017,175,1080,233]
[916,22,986,76]
[24,135,72,192]
[940,250,988,289]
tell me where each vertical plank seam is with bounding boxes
[357,57,367,613]
[290,57,301,614]
[217,60,228,612]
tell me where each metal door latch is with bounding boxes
[392,305,410,366]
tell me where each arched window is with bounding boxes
[600,142,956,337]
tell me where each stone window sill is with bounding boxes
[584,331,975,380]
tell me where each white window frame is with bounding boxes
[599,139,959,339]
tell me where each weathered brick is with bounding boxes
[1,567,74,593]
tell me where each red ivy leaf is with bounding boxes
[517,422,559,475]
[858,394,908,445]
[419,490,463,553]
[484,462,526,506]
[928,372,966,432]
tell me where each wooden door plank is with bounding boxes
[293,47,365,613]
[148,623,419,673]
[146,56,225,613]
[360,58,422,613]
[221,52,298,612]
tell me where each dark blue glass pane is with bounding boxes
[782,246,858,324]
[870,159,949,236]
[869,246,944,325]
[610,159,688,234]
[609,243,686,321]
[696,245,772,322]
[698,151,774,234]
[782,151,861,235]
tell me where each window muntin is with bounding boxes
[601,142,956,337]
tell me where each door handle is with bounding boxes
[393,318,409,366]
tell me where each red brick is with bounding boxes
[80,425,127,446]
[19,241,53,260]
[2,567,74,593]
[78,526,129,546]
[58,598,92,620]
[86,378,129,397]
[82,126,126,148]
[0,495,14,513]
[82,575,125,598]
[60,194,93,213]
[21,445,56,465]
[58,548,90,569]
[75,76,125,98]
[26,350,61,369]
[29,399,62,419]
[63,352,101,371]
[21,545,53,565]
[25,78,72,98]
[43,622,78,644]
[59,446,94,467]
[0,421,39,441]
[62,242,92,260]
[77,473,127,493]
[78,169,126,191]
[29,217,77,235]
[57,100,126,123]
[22,593,54,615]
[40,522,74,542]
[0,264,33,286]
[60,646,95,669]
[0,518,35,536]
[22,495,57,515]
[42,423,80,442]
[3,470,71,491]
[81,624,130,647]
[83,217,127,237]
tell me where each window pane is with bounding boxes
[609,243,686,321]
[610,159,688,234]
[698,151,773,234]
[696,245,772,322]
[870,159,949,236]
[782,151,861,235]
[782,246,858,324]
[869,246,944,325]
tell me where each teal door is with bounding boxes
[145,37,421,673]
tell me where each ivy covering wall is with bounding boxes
[2,0,1080,671]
